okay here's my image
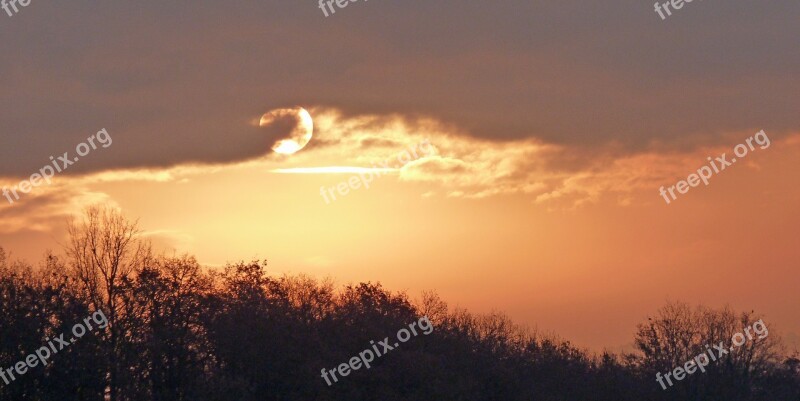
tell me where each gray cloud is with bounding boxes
[0,0,797,177]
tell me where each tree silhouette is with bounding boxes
[0,208,796,400]
[65,206,151,401]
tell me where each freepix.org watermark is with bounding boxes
[2,128,112,205]
[659,130,770,205]
[318,0,368,18]
[1,0,32,18]
[655,319,769,390]
[653,0,703,20]
[320,316,434,386]
[320,138,434,204]
[0,310,108,387]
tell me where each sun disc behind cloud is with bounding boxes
[260,107,314,155]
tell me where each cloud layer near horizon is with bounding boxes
[1,107,797,237]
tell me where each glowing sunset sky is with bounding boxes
[0,1,798,351]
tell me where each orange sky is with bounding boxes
[1,109,797,352]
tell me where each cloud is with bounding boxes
[141,229,195,255]
[0,1,798,177]
[0,186,116,234]
[269,110,800,208]
[0,107,798,234]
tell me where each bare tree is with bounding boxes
[634,301,783,399]
[65,205,151,401]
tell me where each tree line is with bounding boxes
[0,206,797,401]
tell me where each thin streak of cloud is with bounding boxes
[270,167,398,174]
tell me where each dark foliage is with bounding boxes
[0,208,797,401]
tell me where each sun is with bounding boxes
[260,107,314,155]
[271,139,304,155]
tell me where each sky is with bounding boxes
[0,0,798,352]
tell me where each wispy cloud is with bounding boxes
[1,107,798,235]
[271,167,398,174]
